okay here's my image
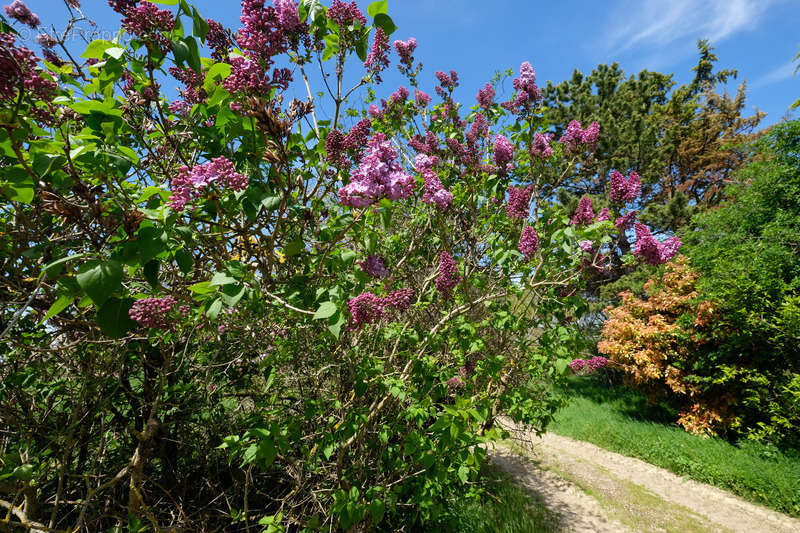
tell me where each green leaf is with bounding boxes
[1,166,34,204]
[210,272,237,286]
[221,284,246,307]
[367,0,388,17]
[76,260,123,306]
[105,47,125,60]
[80,40,116,59]
[368,499,385,523]
[457,465,469,483]
[188,281,214,294]
[183,36,202,73]
[32,153,65,177]
[203,62,232,93]
[137,226,167,264]
[174,248,193,274]
[284,239,304,256]
[206,298,222,320]
[192,7,210,40]
[314,301,337,320]
[146,0,178,4]
[96,297,137,339]
[40,293,72,323]
[373,13,396,35]
[143,259,159,288]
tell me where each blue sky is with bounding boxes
[16,0,800,126]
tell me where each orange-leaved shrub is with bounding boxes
[597,255,732,435]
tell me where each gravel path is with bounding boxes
[493,419,800,533]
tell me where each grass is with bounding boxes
[548,376,800,517]
[430,464,558,533]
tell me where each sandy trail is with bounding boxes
[492,419,800,533]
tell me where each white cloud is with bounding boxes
[602,0,775,55]
[753,60,798,89]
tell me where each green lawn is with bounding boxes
[431,465,558,533]
[549,376,800,517]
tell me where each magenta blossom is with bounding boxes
[633,223,682,265]
[615,210,638,231]
[339,133,414,208]
[416,154,453,210]
[570,356,607,374]
[169,157,248,212]
[518,226,539,260]
[393,37,417,67]
[360,255,389,278]
[493,135,514,169]
[571,196,595,225]
[531,133,553,158]
[505,185,532,219]
[435,252,460,299]
[501,61,541,114]
[4,1,39,27]
[609,170,641,203]
[476,83,495,110]
[414,89,431,107]
[560,120,600,153]
[596,207,610,222]
[129,296,178,329]
[364,27,389,81]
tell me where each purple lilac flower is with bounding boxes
[0,32,57,102]
[414,89,431,107]
[501,61,541,114]
[609,170,641,203]
[633,223,682,265]
[493,135,514,170]
[476,83,495,110]
[531,132,553,158]
[360,255,389,278]
[596,207,610,222]
[365,27,389,81]
[560,120,601,153]
[435,252,460,299]
[447,376,464,389]
[108,0,136,15]
[384,288,415,311]
[169,157,248,212]
[35,33,57,48]
[169,66,206,105]
[615,210,637,231]
[571,196,595,226]
[409,131,439,155]
[518,226,539,260]
[327,0,366,28]
[274,0,302,32]
[570,356,607,374]
[344,118,372,151]
[325,129,347,166]
[579,240,594,253]
[4,1,39,27]
[206,19,232,61]
[338,133,414,208]
[41,48,63,67]
[347,288,414,329]
[390,85,409,105]
[129,296,178,328]
[368,104,383,119]
[416,154,453,210]
[505,185,532,219]
[122,2,175,53]
[435,70,458,90]
[224,56,271,95]
[393,37,416,67]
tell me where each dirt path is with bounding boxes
[492,419,800,533]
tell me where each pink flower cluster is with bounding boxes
[108,0,137,15]
[414,88,431,108]
[327,0,366,28]
[493,134,514,170]
[476,83,495,110]
[347,288,415,329]
[206,19,232,61]
[393,37,416,67]
[4,1,39,27]
[502,62,541,114]
[416,154,453,210]
[579,240,594,253]
[360,255,389,278]
[223,56,271,95]
[434,70,458,98]
[129,296,178,329]
[0,32,57,102]
[615,210,637,231]
[531,132,553,158]
[505,185,532,219]
[169,66,206,105]
[169,157,248,212]
[633,223,682,265]
[122,1,175,53]
[338,133,415,208]
[365,27,389,81]
[571,196,595,225]
[569,356,607,374]
[435,252,460,299]
[609,170,641,203]
[560,120,600,153]
[518,226,539,260]
[35,33,57,48]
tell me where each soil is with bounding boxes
[492,418,800,533]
